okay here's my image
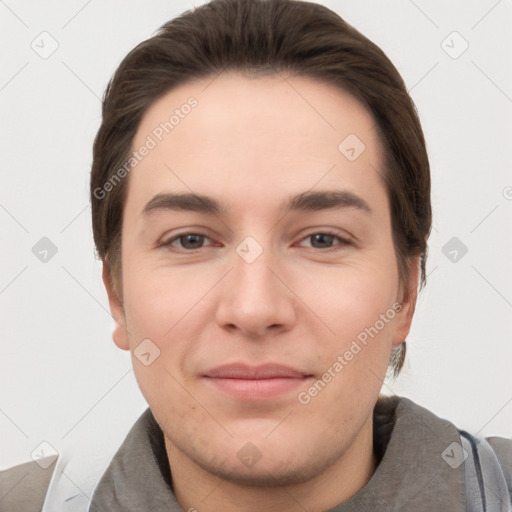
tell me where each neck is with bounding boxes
[165,416,377,512]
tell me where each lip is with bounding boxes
[202,363,313,400]
[203,363,310,379]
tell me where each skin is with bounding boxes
[103,72,418,512]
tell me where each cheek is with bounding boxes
[121,265,212,371]
[121,257,189,335]
[296,268,398,426]
[121,267,197,416]
[305,258,399,336]
[302,257,400,398]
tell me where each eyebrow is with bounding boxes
[141,189,372,219]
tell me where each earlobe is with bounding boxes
[102,262,130,351]
[391,256,420,347]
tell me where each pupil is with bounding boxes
[183,234,203,248]
[313,234,333,248]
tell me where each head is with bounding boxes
[91,0,430,490]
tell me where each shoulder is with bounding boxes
[42,408,158,512]
[375,395,512,510]
[459,431,512,511]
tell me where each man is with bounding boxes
[86,0,511,510]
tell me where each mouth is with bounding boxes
[201,363,314,400]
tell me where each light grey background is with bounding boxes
[1,0,511,508]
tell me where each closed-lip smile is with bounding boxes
[202,363,313,400]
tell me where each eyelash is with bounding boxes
[159,230,352,253]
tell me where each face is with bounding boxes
[104,72,417,487]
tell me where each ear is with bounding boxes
[102,261,130,351]
[391,255,420,347]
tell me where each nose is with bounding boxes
[214,238,297,338]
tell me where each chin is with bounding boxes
[194,455,326,488]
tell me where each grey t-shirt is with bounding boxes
[88,395,512,511]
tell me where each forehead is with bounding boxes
[126,72,387,217]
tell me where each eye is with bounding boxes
[297,231,351,250]
[161,233,213,251]
[159,230,352,252]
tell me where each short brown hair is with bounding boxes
[90,0,432,377]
